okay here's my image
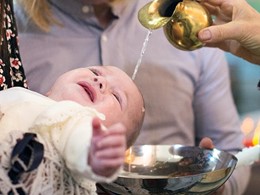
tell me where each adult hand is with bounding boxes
[199,137,214,149]
[89,117,127,177]
[198,0,260,65]
[199,137,224,194]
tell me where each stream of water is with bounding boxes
[131,29,153,80]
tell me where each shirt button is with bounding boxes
[102,35,108,42]
[82,5,91,14]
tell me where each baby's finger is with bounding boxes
[92,117,105,137]
[96,158,124,169]
[95,147,126,159]
[106,123,127,135]
[96,134,126,149]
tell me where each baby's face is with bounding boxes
[47,66,143,130]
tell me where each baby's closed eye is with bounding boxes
[0,110,4,121]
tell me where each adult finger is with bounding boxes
[198,22,240,43]
[199,137,214,149]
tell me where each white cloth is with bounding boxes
[0,87,119,194]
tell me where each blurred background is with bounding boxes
[231,0,260,115]
[233,1,260,194]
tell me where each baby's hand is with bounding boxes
[88,117,127,177]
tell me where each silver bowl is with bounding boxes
[100,145,237,195]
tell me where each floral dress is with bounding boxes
[0,0,27,90]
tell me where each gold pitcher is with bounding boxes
[138,0,212,51]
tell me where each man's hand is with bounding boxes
[199,137,214,149]
[199,137,225,194]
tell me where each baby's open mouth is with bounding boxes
[77,81,96,102]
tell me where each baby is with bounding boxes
[0,66,145,194]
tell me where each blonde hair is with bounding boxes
[16,0,60,32]
[16,0,124,32]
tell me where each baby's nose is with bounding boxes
[94,77,107,93]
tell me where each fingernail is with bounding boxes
[199,29,212,41]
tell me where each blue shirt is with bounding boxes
[15,0,250,194]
